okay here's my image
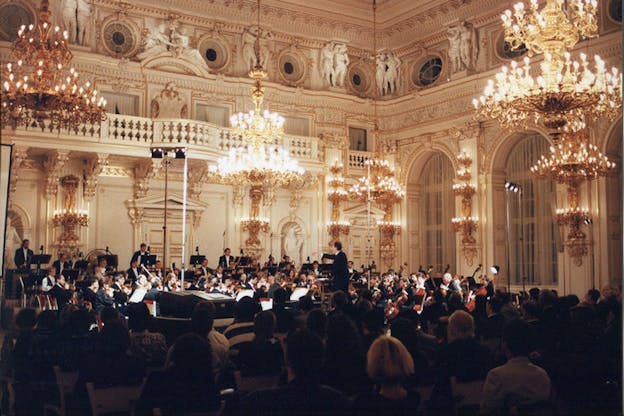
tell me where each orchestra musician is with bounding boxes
[14,239,33,270]
[322,241,349,293]
[131,243,150,266]
[265,254,277,268]
[48,274,72,307]
[214,265,225,282]
[218,248,235,269]
[347,261,359,281]
[127,259,141,283]
[196,258,212,278]
[311,261,321,277]
[41,267,57,292]
[52,252,72,277]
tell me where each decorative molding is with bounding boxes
[133,159,162,199]
[9,146,29,196]
[83,154,110,201]
[43,151,70,199]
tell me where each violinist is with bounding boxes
[265,254,277,268]
[311,260,321,277]
[127,259,140,283]
[196,258,213,278]
[111,274,130,308]
[214,265,225,283]
[347,261,359,281]
[49,274,72,307]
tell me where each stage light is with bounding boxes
[490,265,500,275]
[505,181,520,193]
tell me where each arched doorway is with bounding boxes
[406,151,456,273]
[491,131,558,287]
[603,121,622,285]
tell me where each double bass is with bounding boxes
[465,264,483,312]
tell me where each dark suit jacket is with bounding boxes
[127,267,140,282]
[218,255,234,269]
[14,248,33,269]
[323,251,349,292]
[112,283,128,306]
[52,260,72,274]
[49,284,73,307]
[131,250,149,265]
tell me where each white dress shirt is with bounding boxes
[42,275,55,292]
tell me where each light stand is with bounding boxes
[504,180,520,294]
[151,146,187,283]
[366,161,372,290]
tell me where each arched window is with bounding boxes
[420,153,456,272]
[506,134,558,285]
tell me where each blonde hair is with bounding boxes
[367,335,414,384]
[447,310,475,343]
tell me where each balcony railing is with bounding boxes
[8,114,321,163]
[348,150,373,169]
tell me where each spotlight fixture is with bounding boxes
[504,181,520,192]
[150,147,187,159]
[490,265,500,275]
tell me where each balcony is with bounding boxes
[3,114,321,166]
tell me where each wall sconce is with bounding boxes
[452,151,478,265]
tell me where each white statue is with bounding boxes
[376,51,400,96]
[376,52,387,96]
[61,0,77,44]
[320,42,336,87]
[76,0,90,46]
[448,22,478,73]
[448,25,462,73]
[137,23,172,60]
[170,27,206,68]
[283,223,304,266]
[385,52,400,95]
[333,43,349,87]
[459,23,478,71]
[241,27,270,72]
[4,217,22,269]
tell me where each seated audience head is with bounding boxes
[330,290,349,312]
[285,329,324,383]
[447,310,475,343]
[170,333,213,378]
[326,313,361,352]
[234,296,260,323]
[390,318,418,349]
[298,294,314,312]
[69,308,92,335]
[487,295,504,315]
[306,308,327,340]
[101,306,120,326]
[502,319,534,358]
[15,308,37,330]
[97,320,130,358]
[127,302,152,332]
[585,288,600,305]
[272,287,288,305]
[367,335,414,385]
[36,310,58,330]
[253,310,276,341]
[191,301,216,337]
[59,304,79,327]
[529,287,540,302]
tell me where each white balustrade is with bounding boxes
[7,114,322,163]
[348,150,373,168]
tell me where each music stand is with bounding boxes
[74,260,89,270]
[97,254,118,269]
[62,269,79,282]
[141,255,157,267]
[320,264,333,275]
[31,254,51,270]
[266,266,278,276]
[300,263,313,272]
[237,256,251,267]
[190,255,205,266]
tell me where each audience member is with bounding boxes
[191,301,231,386]
[481,320,551,413]
[223,297,261,354]
[127,302,167,367]
[353,336,419,416]
[238,311,283,376]
[239,329,349,415]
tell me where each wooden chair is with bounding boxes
[234,370,280,394]
[44,366,79,416]
[86,380,145,416]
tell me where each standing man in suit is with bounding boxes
[323,241,349,292]
[14,239,33,270]
[52,252,72,277]
[218,248,235,269]
[131,243,149,266]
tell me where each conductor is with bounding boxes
[322,241,349,292]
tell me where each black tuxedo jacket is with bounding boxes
[14,248,33,269]
[49,284,72,306]
[127,267,140,282]
[219,255,234,269]
[52,260,72,274]
[323,251,349,292]
[131,250,149,265]
[112,283,128,306]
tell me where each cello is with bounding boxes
[465,264,483,312]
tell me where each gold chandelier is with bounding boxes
[327,162,351,246]
[473,0,621,134]
[210,0,304,251]
[1,0,106,130]
[52,175,89,252]
[451,151,479,265]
